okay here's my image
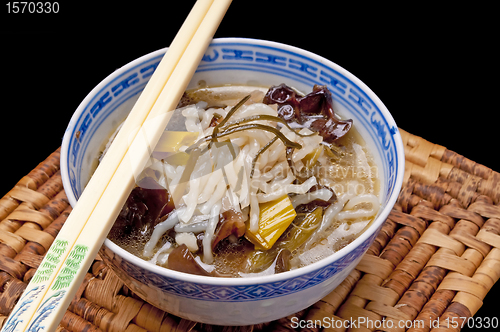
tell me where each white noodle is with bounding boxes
[321,193,355,230]
[181,178,201,223]
[266,140,284,166]
[249,187,260,233]
[353,143,374,193]
[148,241,171,265]
[327,220,370,244]
[336,208,377,221]
[293,134,322,162]
[241,139,260,209]
[199,179,226,215]
[233,103,277,118]
[163,163,177,181]
[180,150,212,222]
[200,108,216,130]
[143,207,186,258]
[194,256,216,272]
[174,219,209,233]
[258,160,288,182]
[242,129,274,147]
[299,127,315,135]
[182,105,203,134]
[202,201,221,263]
[257,176,317,203]
[256,170,295,194]
[247,139,262,232]
[303,192,355,250]
[197,168,223,204]
[336,193,380,221]
[167,165,185,195]
[256,146,269,170]
[344,193,380,210]
[281,126,297,144]
[223,155,243,192]
[291,188,333,208]
[228,135,248,147]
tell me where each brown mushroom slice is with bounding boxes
[167,244,211,276]
[211,209,246,250]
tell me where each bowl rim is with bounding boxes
[61,37,405,287]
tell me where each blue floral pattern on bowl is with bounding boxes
[101,226,379,302]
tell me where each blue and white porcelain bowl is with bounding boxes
[60,38,404,326]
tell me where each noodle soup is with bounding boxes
[61,38,404,325]
[106,84,380,277]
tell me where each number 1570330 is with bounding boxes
[6,2,59,14]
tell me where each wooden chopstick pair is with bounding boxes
[2,1,232,331]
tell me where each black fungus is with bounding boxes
[111,179,174,237]
[263,84,352,142]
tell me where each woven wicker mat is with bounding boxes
[1,128,499,332]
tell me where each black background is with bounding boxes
[1,1,497,329]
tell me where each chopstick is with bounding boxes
[2,1,232,331]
